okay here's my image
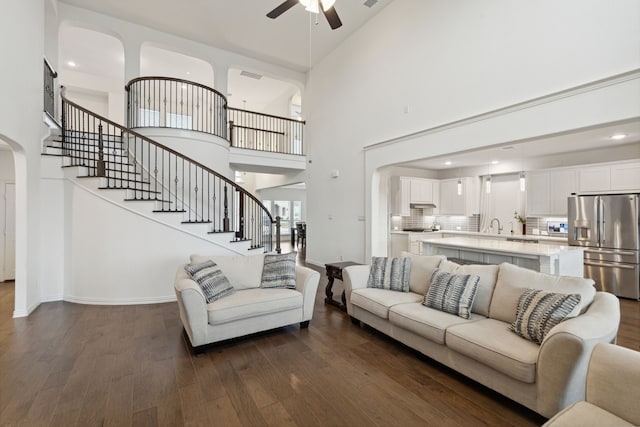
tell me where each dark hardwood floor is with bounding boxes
[0,253,638,426]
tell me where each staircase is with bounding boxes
[42,92,280,255]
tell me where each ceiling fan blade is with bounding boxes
[322,6,343,30]
[267,0,299,19]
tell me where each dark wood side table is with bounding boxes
[324,261,361,312]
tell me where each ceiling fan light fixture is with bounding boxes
[304,0,320,14]
[321,0,337,10]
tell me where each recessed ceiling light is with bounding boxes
[445,161,452,166]
[186,71,191,75]
[67,61,77,67]
[609,133,627,140]
[491,160,499,165]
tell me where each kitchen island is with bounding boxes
[422,237,585,277]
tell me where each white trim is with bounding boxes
[13,300,40,318]
[364,69,640,151]
[64,294,177,305]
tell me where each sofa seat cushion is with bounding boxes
[207,288,302,325]
[351,288,423,319]
[543,401,634,427]
[446,318,540,383]
[389,303,485,345]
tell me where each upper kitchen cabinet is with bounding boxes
[410,178,438,205]
[439,177,479,216]
[390,176,439,216]
[390,176,411,216]
[526,169,577,216]
[578,162,640,193]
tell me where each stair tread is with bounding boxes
[98,187,162,195]
[123,198,173,203]
[152,209,186,213]
[181,220,212,224]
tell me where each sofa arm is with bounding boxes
[295,265,320,322]
[535,291,620,418]
[174,268,209,347]
[586,343,640,425]
[342,265,371,315]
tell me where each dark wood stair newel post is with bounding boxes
[238,191,245,240]
[229,120,234,147]
[275,216,281,254]
[97,124,106,177]
[223,185,230,232]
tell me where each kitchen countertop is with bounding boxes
[421,236,581,257]
[391,230,567,243]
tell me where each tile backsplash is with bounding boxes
[525,216,569,237]
[391,208,480,232]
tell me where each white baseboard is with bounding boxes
[63,294,177,305]
[13,300,41,318]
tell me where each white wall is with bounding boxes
[61,69,125,124]
[65,181,236,303]
[0,150,15,282]
[0,0,48,316]
[303,0,640,265]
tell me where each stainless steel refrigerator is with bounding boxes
[568,194,640,300]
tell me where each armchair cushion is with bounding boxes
[261,252,297,289]
[184,260,234,303]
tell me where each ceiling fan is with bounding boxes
[267,0,343,30]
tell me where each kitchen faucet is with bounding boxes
[490,218,503,234]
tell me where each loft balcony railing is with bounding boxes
[227,107,305,155]
[44,58,58,123]
[61,88,280,253]
[125,77,228,139]
[125,76,305,156]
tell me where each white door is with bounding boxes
[4,183,15,281]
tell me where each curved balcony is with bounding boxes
[125,76,305,156]
[126,76,228,139]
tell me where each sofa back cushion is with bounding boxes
[190,253,266,290]
[489,262,596,324]
[452,264,499,317]
[400,252,445,295]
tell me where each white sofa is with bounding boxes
[343,252,620,418]
[543,343,640,426]
[175,253,320,352]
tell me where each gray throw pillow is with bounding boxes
[261,252,297,289]
[184,260,234,303]
[367,256,412,292]
[510,288,581,344]
[423,269,480,319]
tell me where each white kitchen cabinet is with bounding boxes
[438,177,479,216]
[389,233,409,257]
[390,176,411,216]
[611,163,640,191]
[577,162,640,193]
[578,166,611,193]
[526,169,576,216]
[410,178,437,204]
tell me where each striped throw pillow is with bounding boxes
[422,269,480,319]
[510,288,581,344]
[367,257,412,292]
[261,252,297,289]
[185,260,234,303]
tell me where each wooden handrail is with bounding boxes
[61,88,280,251]
[226,106,306,124]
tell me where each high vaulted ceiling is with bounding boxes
[59,0,395,72]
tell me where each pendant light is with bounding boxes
[457,178,463,196]
[519,171,526,192]
[485,175,492,194]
